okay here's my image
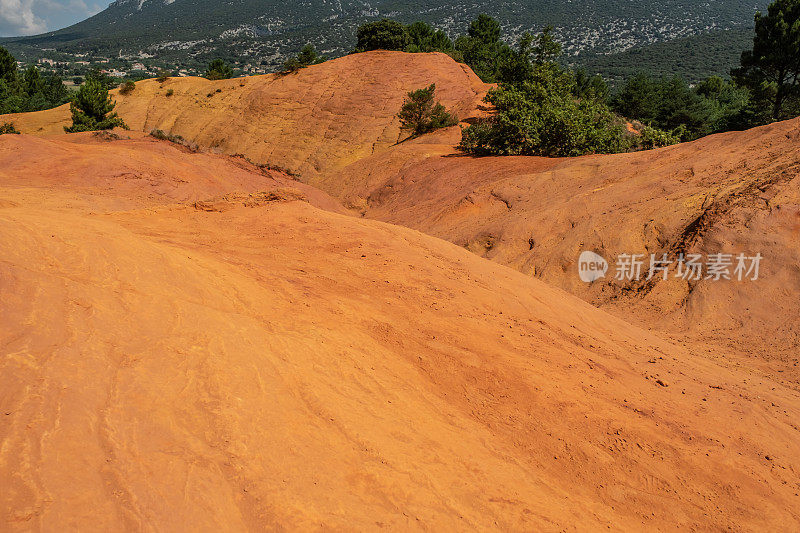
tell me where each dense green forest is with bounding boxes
[5,0,800,158]
[0,0,767,75]
[353,2,800,156]
[577,28,755,85]
[0,47,69,114]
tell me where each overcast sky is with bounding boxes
[0,0,108,37]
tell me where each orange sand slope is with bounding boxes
[0,131,344,213]
[1,132,800,530]
[6,52,797,381]
[340,118,800,382]
[0,51,487,183]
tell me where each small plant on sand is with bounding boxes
[259,163,300,178]
[150,129,182,143]
[150,129,199,152]
[282,44,325,73]
[156,70,171,83]
[165,89,174,97]
[92,130,121,141]
[64,79,127,133]
[0,122,20,135]
[397,83,458,139]
[118,81,136,95]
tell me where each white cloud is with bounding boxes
[0,0,108,36]
[0,0,47,36]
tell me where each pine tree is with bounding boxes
[356,19,410,51]
[282,44,324,73]
[64,80,127,133]
[397,84,458,138]
[734,0,800,120]
[0,46,16,85]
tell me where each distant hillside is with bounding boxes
[577,27,755,84]
[0,51,488,179]
[0,0,767,75]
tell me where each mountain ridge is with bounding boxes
[1,0,767,77]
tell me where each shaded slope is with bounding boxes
[1,133,799,529]
[0,131,343,213]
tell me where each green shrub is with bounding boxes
[156,70,171,83]
[119,81,135,95]
[356,19,410,51]
[204,59,233,80]
[0,122,20,135]
[634,125,684,150]
[64,79,127,133]
[459,65,627,157]
[611,73,750,140]
[352,19,459,58]
[397,84,458,138]
[405,21,455,53]
[574,68,610,102]
[457,120,495,154]
[444,49,465,63]
[165,89,174,97]
[282,44,325,73]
